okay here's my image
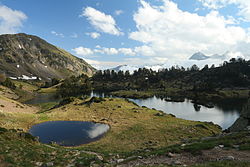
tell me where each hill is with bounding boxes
[0,33,95,80]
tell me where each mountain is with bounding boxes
[110,65,138,74]
[110,64,166,74]
[189,52,209,60]
[0,33,95,80]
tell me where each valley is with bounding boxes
[0,33,249,167]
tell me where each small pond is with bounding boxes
[25,93,60,105]
[29,121,110,146]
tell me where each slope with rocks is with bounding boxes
[0,33,95,80]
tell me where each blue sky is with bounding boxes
[0,0,250,69]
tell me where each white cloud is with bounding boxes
[86,32,100,39]
[83,58,121,69]
[134,45,155,56]
[118,48,136,56]
[198,0,250,21]
[0,5,27,34]
[51,31,64,38]
[129,0,249,61]
[115,10,124,16]
[72,46,94,56]
[82,7,123,36]
[73,46,136,56]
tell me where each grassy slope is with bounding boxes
[0,97,220,154]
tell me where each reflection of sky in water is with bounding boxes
[29,121,110,146]
[87,123,110,138]
[131,97,240,130]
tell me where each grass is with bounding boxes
[0,97,221,154]
[111,90,157,99]
[0,128,98,166]
[12,80,39,92]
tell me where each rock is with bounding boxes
[116,159,125,163]
[172,160,182,165]
[229,117,249,132]
[220,156,235,161]
[242,99,250,119]
[167,152,176,158]
[181,144,186,147]
[219,145,224,148]
[155,112,165,116]
[137,156,143,159]
[169,114,176,117]
[229,99,250,132]
[46,162,54,166]
[35,162,43,166]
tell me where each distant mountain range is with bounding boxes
[0,33,96,80]
[110,52,233,73]
[189,52,227,60]
[110,64,167,73]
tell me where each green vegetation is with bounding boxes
[111,90,155,99]
[92,58,250,102]
[0,127,98,166]
[56,75,92,98]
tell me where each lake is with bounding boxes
[26,92,246,130]
[29,121,110,146]
[25,93,60,105]
[91,92,246,130]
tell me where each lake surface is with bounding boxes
[29,121,110,146]
[91,92,246,130]
[25,93,59,104]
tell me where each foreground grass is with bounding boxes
[0,128,98,167]
[138,161,250,167]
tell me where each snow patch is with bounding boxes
[17,65,20,68]
[18,75,38,80]
[9,77,17,80]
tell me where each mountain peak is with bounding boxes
[189,52,209,60]
[0,33,96,80]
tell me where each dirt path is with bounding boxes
[120,148,250,166]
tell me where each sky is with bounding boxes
[0,0,250,69]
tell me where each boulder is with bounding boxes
[229,99,250,132]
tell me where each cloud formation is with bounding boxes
[115,10,124,16]
[73,46,136,57]
[51,31,64,38]
[0,5,27,34]
[86,32,101,39]
[82,7,123,36]
[129,0,249,61]
[198,0,250,21]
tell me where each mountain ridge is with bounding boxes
[0,33,96,80]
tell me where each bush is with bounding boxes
[56,75,92,98]
[1,78,16,89]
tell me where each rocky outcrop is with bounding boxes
[0,33,96,80]
[229,99,250,132]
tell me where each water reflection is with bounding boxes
[25,93,60,104]
[91,92,244,130]
[131,97,241,130]
[29,121,109,146]
[87,123,110,138]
